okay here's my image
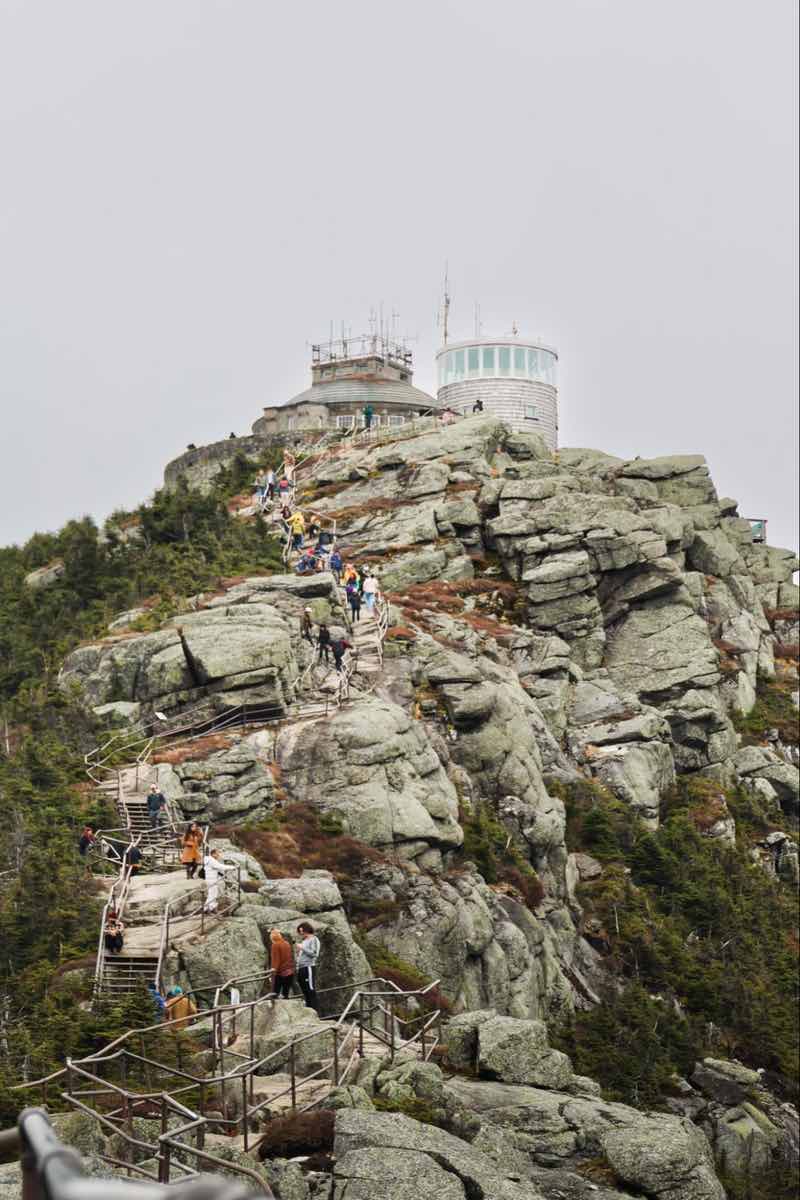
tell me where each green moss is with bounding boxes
[372,1094,447,1128]
[457,799,544,907]
[731,678,799,746]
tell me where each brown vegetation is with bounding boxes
[153,732,237,765]
[217,803,384,884]
[256,1109,334,1160]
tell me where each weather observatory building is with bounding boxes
[253,331,437,436]
[436,334,558,449]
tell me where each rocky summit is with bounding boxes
[1,414,798,1199]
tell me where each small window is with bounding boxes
[524,405,538,420]
[498,347,511,376]
[336,415,353,428]
[361,413,380,427]
[286,417,296,431]
[388,414,405,427]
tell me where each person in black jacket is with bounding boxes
[331,637,352,673]
[318,623,332,664]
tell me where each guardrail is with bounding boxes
[0,1110,267,1199]
[12,975,444,1187]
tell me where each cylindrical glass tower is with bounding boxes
[435,336,558,449]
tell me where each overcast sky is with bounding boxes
[1,0,797,552]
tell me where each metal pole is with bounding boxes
[241,1074,249,1151]
[390,999,395,1061]
[333,1027,340,1086]
[358,995,364,1057]
[289,1044,297,1111]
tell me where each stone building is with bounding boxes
[435,334,558,449]
[252,333,438,437]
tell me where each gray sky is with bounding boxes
[1,0,797,552]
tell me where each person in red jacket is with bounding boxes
[270,929,295,999]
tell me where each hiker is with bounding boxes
[307,515,321,541]
[202,848,235,913]
[301,607,314,642]
[288,510,305,550]
[253,471,266,504]
[362,572,379,614]
[147,983,166,1019]
[295,549,317,575]
[270,929,295,999]
[181,823,203,880]
[78,826,95,857]
[362,403,374,431]
[229,432,237,439]
[265,468,276,501]
[104,915,124,955]
[328,547,343,584]
[295,922,321,1011]
[346,579,361,622]
[318,623,332,664]
[331,636,352,673]
[278,475,291,502]
[125,840,143,877]
[472,398,484,413]
[147,784,167,831]
[165,985,198,1029]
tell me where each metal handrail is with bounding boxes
[0,1109,265,1199]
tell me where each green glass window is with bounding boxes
[514,347,526,374]
[468,347,480,377]
[482,347,495,373]
[454,349,465,380]
[498,347,511,375]
[528,348,540,379]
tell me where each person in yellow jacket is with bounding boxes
[164,986,197,1029]
[288,510,305,550]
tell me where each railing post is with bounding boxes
[289,1043,297,1111]
[421,1020,427,1060]
[161,1138,171,1185]
[390,999,396,1061]
[250,1004,256,1066]
[241,1073,249,1151]
[358,994,364,1057]
[333,1026,340,1086]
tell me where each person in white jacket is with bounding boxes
[202,849,235,912]
[362,573,379,614]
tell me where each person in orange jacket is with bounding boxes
[270,929,295,999]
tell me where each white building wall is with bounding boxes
[438,378,558,449]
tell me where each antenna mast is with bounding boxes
[439,265,451,345]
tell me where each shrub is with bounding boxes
[457,799,545,908]
[256,1109,334,1159]
[731,678,799,746]
[217,804,383,885]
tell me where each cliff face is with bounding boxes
[62,417,799,1012]
[54,415,799,1193]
